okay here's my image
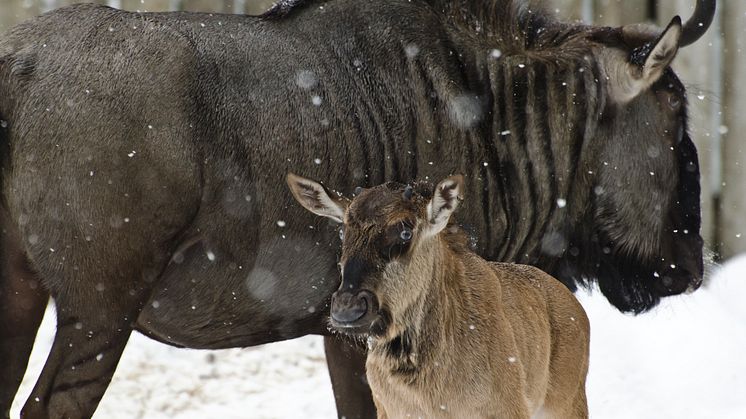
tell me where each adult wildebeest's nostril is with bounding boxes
[655,265,702,297]
[687,276,704,294]
[331,291,369,324]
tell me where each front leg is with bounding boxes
[323,336,376,419]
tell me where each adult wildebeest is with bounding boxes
[0,0,713,417]
[288,173,591,418]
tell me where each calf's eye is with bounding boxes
[399,228,413,241]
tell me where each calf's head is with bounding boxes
[287,173,464,336]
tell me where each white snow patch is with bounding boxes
[578,254,746,419]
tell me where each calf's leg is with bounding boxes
[324,336,376,419]
[571,388,589,419]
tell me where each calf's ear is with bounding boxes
[286,173,348,223]
[424,175,464,237]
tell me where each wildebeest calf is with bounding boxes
[287,173,590,418]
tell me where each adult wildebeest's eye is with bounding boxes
[339,227,345,241]
[668,95,681,110]
[657,89,681,112]
[399,227,413,242]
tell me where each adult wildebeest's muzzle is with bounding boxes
[657,131,706,297]
[657,233,705,296]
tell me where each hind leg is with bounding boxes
[20,292,142,419]
[0,267,48,419]
[17,230,172,418]
[0,261,47,419]
[15,222,189,418]
[0,215,49,418]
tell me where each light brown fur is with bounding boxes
[287,174,590,418]
[367,240,589,418]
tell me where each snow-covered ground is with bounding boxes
[11,255,746,418]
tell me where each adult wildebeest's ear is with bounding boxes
[639,17,682,84]
[612,16,682,103]
[424,175,464,237]
[286,173,348,223]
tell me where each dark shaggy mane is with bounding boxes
[263,0,596,59]
[424,0,594,56]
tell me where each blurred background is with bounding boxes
[1,0,743,259]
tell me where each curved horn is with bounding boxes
[680,0,716,47]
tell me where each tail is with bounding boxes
[0,53,9,209]
[0,47,11,291]
[0,52,9,210]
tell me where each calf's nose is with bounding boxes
[330,291,370,323]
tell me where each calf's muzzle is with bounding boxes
[330,290,379,329]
